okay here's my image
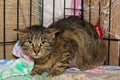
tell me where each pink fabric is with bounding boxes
[85,68,106,74]
[21,51,33,62]
[71,0,81,16]
[12,41,33,62]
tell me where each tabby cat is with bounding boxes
[14,16,107,77]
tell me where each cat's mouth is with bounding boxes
[32,55,40,58]
[31,52,50,59]
[31,52,45,58]
[32,53,41,58]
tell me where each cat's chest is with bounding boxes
[34,56,50,65]
[34,56,57,69]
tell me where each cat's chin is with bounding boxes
[31,53,50,59]
[32,55,41,59]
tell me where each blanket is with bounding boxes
[0,58,120,80]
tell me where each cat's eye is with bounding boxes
[28,40,33,45]
[40,41,45,46]
[28,40,32,43]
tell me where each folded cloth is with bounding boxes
[12,41,32,61]
[12,41,22,58]
[0,60,14,72]
[0,58,88,80]
[0,58,34,80]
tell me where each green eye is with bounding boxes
[28,40,32,44]
[40,41,45,45]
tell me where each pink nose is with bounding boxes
[33,46,40,54]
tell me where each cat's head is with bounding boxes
[14,25,59,59]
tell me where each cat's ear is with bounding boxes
[45,28,59,38]
[13,29,28,35]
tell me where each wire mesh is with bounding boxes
[0,0,120,66]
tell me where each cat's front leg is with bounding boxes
[30,65,43,76]
[47,62,68,77]
[47,52,73,77]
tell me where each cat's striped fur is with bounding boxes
[14,16,107,77]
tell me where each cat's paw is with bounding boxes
[30,69,42,76]
[30,71,38,76]
[47,72,57,77]
[47,70,61,77]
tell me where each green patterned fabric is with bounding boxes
[0,58,33,80]
[0,58,62,80]
[1,58,120,80]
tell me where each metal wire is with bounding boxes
[53,0,55,25]
[63,0,66,18]
[81,0,84,19]
[74,0,76,16]
[107,0,112,65]
[89,0,91,23]
[3,0,6,59]
[41,0,44,26]
[30,0,32,26]
[17,0,19,40]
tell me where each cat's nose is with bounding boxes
[33,46,41,54]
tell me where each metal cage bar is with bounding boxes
[41,0,44,26]
[3,0,6,59]
[73,0,76,16]
[107,0,112,65]
[63,0,66,18]
[81,0,84,19]
[53,0,55,25]
[98,0,101,24]
[30,0,32,27]
[89,0,91,23]
[17,0,19,40]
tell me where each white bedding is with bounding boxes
[0,59,120,80]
